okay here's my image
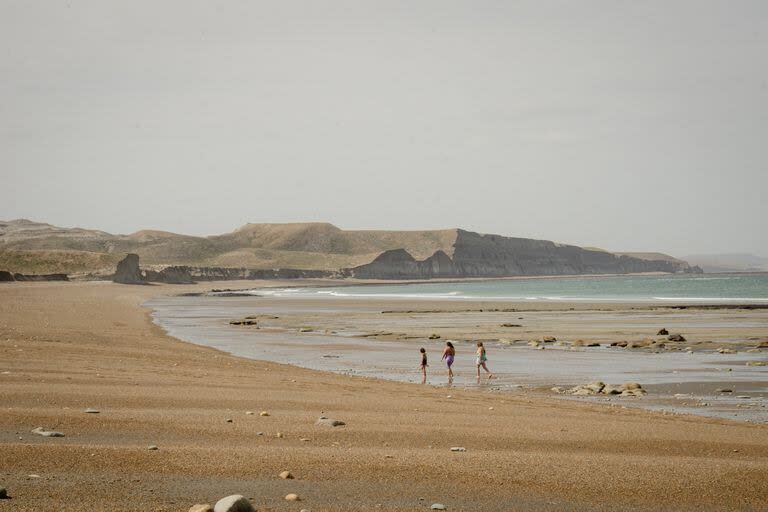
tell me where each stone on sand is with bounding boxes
[112,254,146,285]
[316,418,346,427]
[450,447,466,452]
[431,504,447,510]
[667,334,686,342]
[31,427,64,437]
[542,336,557,342]
[148,445,158,450]
[259,411,270,416]
[657,328,669,335]
[189,505,213,512]
[84,408,99,414]
[285,493,301,501]
[213,495,255,512]
[279,470,294,479]
[0,487,7,499]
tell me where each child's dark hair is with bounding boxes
[446,341,454,348]
[419,347,425,353]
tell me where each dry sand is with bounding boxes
[1,281,767,511]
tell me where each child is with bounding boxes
[441,341,456,382]
[419,347,428,383]
[475,341,493,381]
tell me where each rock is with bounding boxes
[259,411,270,416]
[602,385,622,395]
[500,323,522,328]
[84,408,99,414]
[450,447,466,452]
[428,334,441,339]
[284,493,300,501]
[542,336,557,343]
[112,254,146,285]
[621,382,642,391]
[571,388,593,396]
[550,387,565,393]
[716,388,733,393]
[316,418,346,427]
[31,427,64,437]
[431,504,447,510]
[657,328,669,335]
[0,270,15,282]
[667,334,686,342]
[585,381,605,393]
[572,340,587,347]
[279,471,294,479]
[299,327,313,332]
[189,505,213,512]
[245,411,254,415]
[586,342,601,347]
[225,418,233,423]
[0,487,7,499]
[213,494,255,512]
[276,432,284,438]
[229,319,258,326]
[757,341,768,348]
[717,347,736,354]
[746,361,766,366]
[148,445,158,450]
[527,340,541,347]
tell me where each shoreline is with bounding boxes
[1,280,767,511]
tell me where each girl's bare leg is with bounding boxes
[481,362,493,379]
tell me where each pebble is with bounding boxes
[300,437,311,442]
[245,411,254,415]
[450,447,466,452]
[256,432,264,436]
[213,494,255,512]
[431,504,447,510]
[279,471,294,479]
[84,408,100,414]
[260,411,270,417]
[488,407,494,410]
[188,504,213,512]
[31,427,64,437]
[276,432,284,438]
[148,445,158,450]
[225,418,233,423]
[28,474,41,479]
[285,493,300,501]
[0,487,7,499]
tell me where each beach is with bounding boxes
[1,281,768,511]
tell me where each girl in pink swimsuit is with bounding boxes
[441,341,455,382]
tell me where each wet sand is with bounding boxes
[1,280,768,511]
[149,292,768,423]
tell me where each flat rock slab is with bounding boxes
[213,494,255,512]
[316,418,346,427]
[84,408,100,414]
[31,427,64,437]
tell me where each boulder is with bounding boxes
[213,495,255,512]
[112,254,146,284]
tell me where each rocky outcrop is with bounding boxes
[0,271,69,281]
[144,266,195,284]
[112,254,146,284]
[352,230,702,279]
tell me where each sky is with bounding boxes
[2,1,767,257]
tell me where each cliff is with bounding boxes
[352,230,701,279]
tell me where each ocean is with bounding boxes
[242,273,768,302]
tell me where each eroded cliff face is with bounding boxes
[351,230,700,279]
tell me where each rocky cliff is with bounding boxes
[352,230,701,279]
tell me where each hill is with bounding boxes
[0,219,700,277]
[682,253,768,273]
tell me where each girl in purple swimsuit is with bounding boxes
[441,341,456,382]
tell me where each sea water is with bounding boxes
[249,273,768,302]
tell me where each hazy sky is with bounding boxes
[2,1,767,256]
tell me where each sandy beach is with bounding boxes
[1,281,768,511]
